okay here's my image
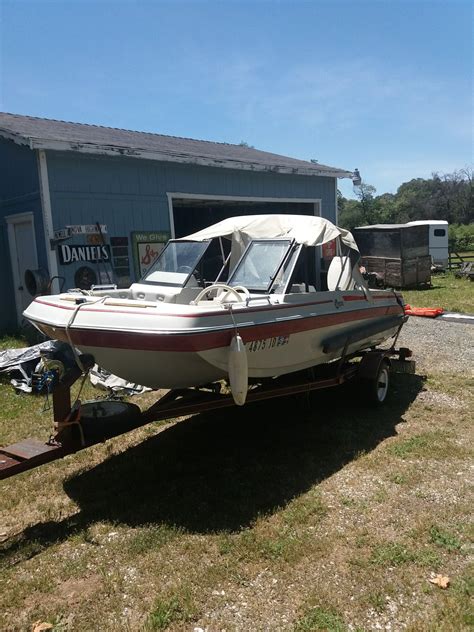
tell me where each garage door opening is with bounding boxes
[169,195,321,238]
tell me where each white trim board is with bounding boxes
[37,150,60,293]
[167,192,322,238]
[168,192,323,204]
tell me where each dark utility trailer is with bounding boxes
[353,224,431,288]
[0,342,414,482]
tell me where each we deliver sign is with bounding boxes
[58,244,111,265]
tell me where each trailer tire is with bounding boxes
[79,400,142,441]
[362,359,390,405]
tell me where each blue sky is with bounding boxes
[0,0,472,197]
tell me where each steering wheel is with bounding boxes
[192,284,249,304]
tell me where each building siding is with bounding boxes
[46,151,336,288]
[0,139,46,332]
[0,143,338,331]
[47,152,336,220]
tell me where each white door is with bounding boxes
[7,213,38,324]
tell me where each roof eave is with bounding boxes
[0,128,34,149]
[0,129,353,178]
[31,139,353,177]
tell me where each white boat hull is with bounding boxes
[24,290,405,389]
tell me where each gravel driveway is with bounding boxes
[397,315,474,374]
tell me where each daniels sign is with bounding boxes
[58,244,111,265]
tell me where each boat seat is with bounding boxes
[327,256,355,291]
[290,284,316,293]
[173,287,204,304]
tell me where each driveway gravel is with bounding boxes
[397,315,474,374]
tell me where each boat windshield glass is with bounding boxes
[228,240,292,292]
[142,240,210,286]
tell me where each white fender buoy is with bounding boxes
[228,333,248,406]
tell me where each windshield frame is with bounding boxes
[227,238,294,293]
[140,239,212,287]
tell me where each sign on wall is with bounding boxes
[58,244,111,265]
[131,231,170,278]
[53,225,107,241]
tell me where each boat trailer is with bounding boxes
[0,346,414,482]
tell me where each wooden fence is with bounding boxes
[448,251,474,270]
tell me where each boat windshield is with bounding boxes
[228,240,292,292]
[142,240,210,286]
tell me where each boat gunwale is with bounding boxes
[30,304,405,353]
[32,292,396,320]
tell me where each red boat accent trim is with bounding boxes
[36,305,404,353]
[343,294,390,302]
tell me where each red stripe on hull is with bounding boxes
[37,305,403,352]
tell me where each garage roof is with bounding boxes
[0,112,353,178]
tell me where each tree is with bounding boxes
[432,168,473,224]
[238,141,255,149]
[340,181,386,228]
[338,168,473,229]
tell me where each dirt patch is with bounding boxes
[24,574,102,611]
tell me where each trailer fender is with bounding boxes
[357,351,391,380]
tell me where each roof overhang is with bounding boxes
[0,128,354,179]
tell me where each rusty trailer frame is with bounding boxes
[0,347,414,482]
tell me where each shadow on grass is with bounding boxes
[1,373,425,563]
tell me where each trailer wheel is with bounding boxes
[364,359,390,405]
[79,400,142,441]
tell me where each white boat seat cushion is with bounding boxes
[327,256,355,291]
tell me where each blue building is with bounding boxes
[0,112,354,332]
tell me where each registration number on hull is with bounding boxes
[247,335,290,352]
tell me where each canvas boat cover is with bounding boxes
[180,214,359,266]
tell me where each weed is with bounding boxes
[370,542,440,568]
[295,605,346,631]
[389,435,428,458]
[366,591,387,613]
[217,534,234,555]
[371,542,412,566]
[373,487,388,503]
[128,525,180,555]
[390,473,406,485]
[283,495,327,527]
[340,496,357,507]
[147,591,196,630]
[388,431,462,459]
[429,525,462,551]
[238,528,305,563]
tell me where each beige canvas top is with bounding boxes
[181,214,359,266]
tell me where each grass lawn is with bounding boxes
[0,337,473,631]
[402,272,474,314]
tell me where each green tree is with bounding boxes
[338,168,473,229]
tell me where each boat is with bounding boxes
[24,215,406,404]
